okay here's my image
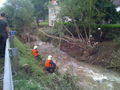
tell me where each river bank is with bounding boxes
[13,37,79,90]
[18,31,120,89]
[31,40,120,90]
[36,27,120,73]
[60,40,120,72]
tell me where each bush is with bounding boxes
[62,22,120,39]
[114,36,120,45]
[109,50,120,72]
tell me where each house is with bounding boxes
[48,0,60,26]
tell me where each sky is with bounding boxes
[0,0,6,8]
[116,7,120,12]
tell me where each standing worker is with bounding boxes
[32,45,40,60]
[89,34,95,47]
[0,13,9,57]
[45,55,56,73]
[97,28,103,42]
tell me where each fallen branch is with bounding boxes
[39,29,70,43]
[38,29,87,50]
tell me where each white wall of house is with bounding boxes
[48,0,59,26]
[49,7,59,26]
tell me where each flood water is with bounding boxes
[34,41,120,90]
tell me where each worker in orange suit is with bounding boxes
[32,45,40,60]
[45,55,56,73]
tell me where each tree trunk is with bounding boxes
[36,19,39,27]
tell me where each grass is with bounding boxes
[39,21,49,26]
[97,24,120,28]
[13,37,79,90]
[63,22,120,29]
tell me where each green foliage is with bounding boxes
[55,0,120,41]
[110,50,120,71]
[1,0,34,33]
[14,37,43,74]
[14,74,43,90]
[64,23,120,29]
[61,22,120,38]
[60,0,119,24]
[30,0,49,21]
[60,0,95,24]
[13,37,79,90]
[39,21,49,26]
[99,24,120,28]
[114,36,120,45]
[94,0,120,24]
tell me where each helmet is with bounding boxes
[33,45,38,49]
[98,28,101,30]
[48,55,52,60]
[89,35,92,37]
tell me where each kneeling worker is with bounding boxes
[32,45,40,60]
[45,55,56,73]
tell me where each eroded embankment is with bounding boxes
[31,40,120,90]
[60,41,120,70]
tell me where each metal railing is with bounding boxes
[3,38,14,90]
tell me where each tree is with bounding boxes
[55,0,120,49]
[60,0,119,24]
[59,0,120,35]
[30,0,49,26]
[1,0,34,33]
[59,0,95,40]
[94,0,119,24]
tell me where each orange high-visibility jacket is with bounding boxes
[45,59,52,68]
[32,49,39,56]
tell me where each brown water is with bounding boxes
[33,41,120,90]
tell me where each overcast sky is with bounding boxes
[116,7,120,12]
[0,0,6,8]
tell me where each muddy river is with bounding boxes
[32,41,120,90]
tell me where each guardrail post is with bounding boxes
[10,48,18,73]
